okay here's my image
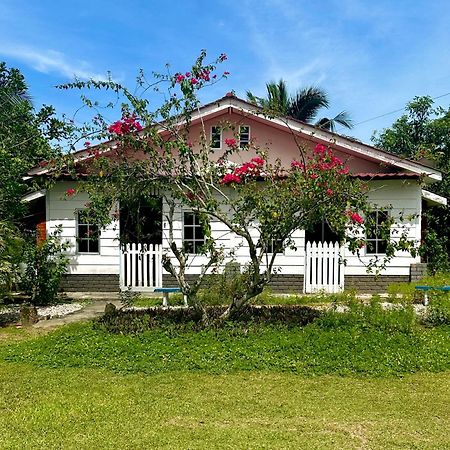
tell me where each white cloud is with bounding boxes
[0,45,109,81]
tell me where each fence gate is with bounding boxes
[304,241,344,293]
[120,243,163,291]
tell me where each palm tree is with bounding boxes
[246,80,352,132]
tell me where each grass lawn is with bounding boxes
[0,311,449,449]
[0,362,449,449]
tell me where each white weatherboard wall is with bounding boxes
[161,190,305,276]
[47,181,120,275]
[344,179,422,276]
[162,179,422,277]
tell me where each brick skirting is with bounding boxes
[162,274,305,293]
[60,269,421,294]
[344,275,410,293]
[60,274,120,292]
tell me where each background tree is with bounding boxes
[0,62,71,300]
[60,51,416,325]
[0,62,71,223]
[246,80,353,132]
[372,96,450,273]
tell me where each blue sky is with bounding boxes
[1,0,450,145]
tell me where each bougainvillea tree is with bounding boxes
[54,51,416,324]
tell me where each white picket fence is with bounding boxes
[120,243,163,291]
[304,241,344,293]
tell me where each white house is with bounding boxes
[26,95,446,294]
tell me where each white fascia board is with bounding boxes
[422,189,448,206]
[22,189,46,202]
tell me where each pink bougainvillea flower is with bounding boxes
[221,173,241,185]
[218,53,228,62]
[175,73,185,83]
[339,166,350,175]
[108,116,143,135]
[347,211,364,224]
[310,173,318,180]
[225,138,237,147]
[84,141,91,147]
[250,157,265,166]
[190,78,198,85]
[223,71,230,76]
[66,188,76,197]
[326,189,334,197]
[185,72,191,77]
[314,144,327,154]
[291,160,305,170]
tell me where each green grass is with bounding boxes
[0,308,449,449]
[0,362,449,449]
[1,320,449,377]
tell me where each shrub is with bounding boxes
[21,227,69,306]
[318,297,417,333]
[95,304,321,334]
[422,299,450,327]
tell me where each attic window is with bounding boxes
[239,126,250,147]
[211,126,221,149]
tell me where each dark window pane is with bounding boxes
[195,227,204,240]
[89,239,99,253]
[184,227,193,240]
[184,213,194,225]
[184,241,193,253]
[78,225,89,238]
[367,241,376,254]
[377,240,388,254]
[78,239,89,253]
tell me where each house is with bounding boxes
[26,94,446,294]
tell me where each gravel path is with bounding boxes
[0,303,84,322]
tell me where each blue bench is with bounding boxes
[154,287,188,307]
[415,285,450,306]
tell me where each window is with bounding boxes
[183,212,205,254]
[366,210,388,254]
[77,210,99,253]
[239,126,250,147]
[211,126,221,149]
[268,238,284,254]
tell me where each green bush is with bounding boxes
[21,227,69,306]
[0,221,24,301]
[95,304,321,334]
[318,297,416,333]
[422,300,450,326]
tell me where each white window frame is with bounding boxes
[239,125,250,147]
[76,210,100,254]
[210,126,222,149]
[366,210,389,255]
[183,212,205,254]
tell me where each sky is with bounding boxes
[1,0,450,146]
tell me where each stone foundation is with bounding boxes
[344,275,410,293]
[162,274,304,293]
[410,263,427,281]
[60,267,422,294]
[60,274,120,292]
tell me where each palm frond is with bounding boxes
[288,86,329,123]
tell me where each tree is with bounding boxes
[0,62,71,223]
[58,51,415,325]
[372,96,450,273]
[246,80,353,132]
